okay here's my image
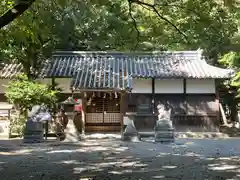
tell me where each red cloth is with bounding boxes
[74,104,82,112]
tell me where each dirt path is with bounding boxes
[0,138,240,180]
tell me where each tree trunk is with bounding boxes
[0,0,36,29]
[231,100,238,122]
[22,108,28,121]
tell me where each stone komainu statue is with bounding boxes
[157,104,172,121]
[154,104,174,143]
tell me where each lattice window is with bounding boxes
[103,93,120,113]
[86,92,121,113]
[103,113,121,123]
[86,113,103,123]
[86,96,104,113]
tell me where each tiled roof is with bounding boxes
[0,51,234,90]
[43,51,234,90]
[0,63,23,79]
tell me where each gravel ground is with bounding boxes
[1,138,240,180]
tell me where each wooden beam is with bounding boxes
[152,78,155,114]
[51,77,56,114]
[81,95,87,135]
[73,89,130,92]
[220,103,228,125]
[51,77,55,90]
[46,77,56,140]
[215,79,221,124]
[120,91,126,133]
[183,79,187,115]
[85,123,121,126]
[183,79,186,94]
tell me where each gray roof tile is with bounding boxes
[43,51,233,90]
[0,63,23,79]
[0,51,234,90]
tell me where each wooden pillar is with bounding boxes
[8,109,11,139]
[183,79,187,125]
[183,79,187,114]
[152,78,155,114]
[120,91,126,133]
[81,92,87,135]
[51,77,56,113]
[215,79,220,124]
[45,77,56,140]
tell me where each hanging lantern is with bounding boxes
[103,93,106,98]
[115,92,118,99]
[87,97,92,106]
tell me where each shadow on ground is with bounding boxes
[220,125,240,137]
[0,138,240,180]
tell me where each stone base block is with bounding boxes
[121,121,140,142]
[154,131,175,143]
[121,135,141,142]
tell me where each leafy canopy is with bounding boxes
[0,0,239,83]
[220,52,240,97]
[0,0,239,56]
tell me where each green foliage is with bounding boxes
[0,0,239,69]
[9,113,26,137]
[220,52,240,68]
[220,52,240,97]
[5,74,58,117]
[0,0,62,77]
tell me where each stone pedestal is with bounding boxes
[23,120,44,143]
[154,119,174,143]
[121,121,140,142]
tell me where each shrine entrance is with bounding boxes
[85,92,122,132]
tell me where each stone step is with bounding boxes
[23,139,43,143]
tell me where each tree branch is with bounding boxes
[128,0,140,50]
[0,0,36,29]
[129,0,188,41]
[154,3,221,34]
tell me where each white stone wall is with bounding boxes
[36,78,52,85]
[186,79,215,94]
[55,78,72,93]
[0,78,216,95]
[0,120,9,137]
[0,79,10,93]
[131,78,216,94]
[37,78,72,93]
[131,79,152,93]
[155,79,184,93]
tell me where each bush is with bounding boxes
[9,112,26,137]
[5,74,59,135]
